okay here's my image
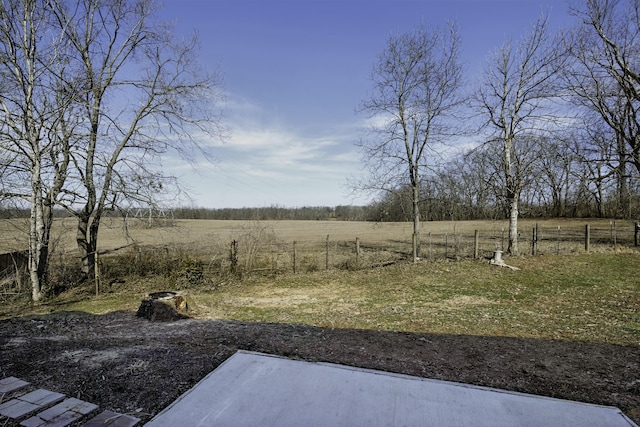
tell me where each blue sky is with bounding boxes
[160,0,574,209]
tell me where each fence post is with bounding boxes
[453,225,458,259]
[614,221,617,247]
[325,234,329,270]
[355,237,361,266]
[292,241,297,274]
[635,222,639,247]
[609,221,613,246]
[474,230,479,259]
[94,251,100,296]
[445,233,448,259]
[556,226,560,256]
[531,223,538,256]
[229,240,238,274]
[501,227,505,251]
[585,224,590,253]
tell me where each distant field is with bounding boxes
[1,218,638,259]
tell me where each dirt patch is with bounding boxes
[1,310,639,425]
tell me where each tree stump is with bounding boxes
[136,291,189,322]
[489,250,520,271]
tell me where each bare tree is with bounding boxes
[357,23,463,262]
[50,0,223,278]
[475,14,563,255]
[0,0,222,298]
[533,135,577,217]
[569,120,625,217]
[0,0,78,301]
[564,0,640,217]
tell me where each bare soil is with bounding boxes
[1,310,638,425]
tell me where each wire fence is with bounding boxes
[163,221,640,275]
[5,220,639,291]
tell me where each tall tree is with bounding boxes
[357,23,463,262]
[536,135,577,217]
[50,0,222,278]
[475,14,563,255]
[565,0,640,217]
[0,0,76,301]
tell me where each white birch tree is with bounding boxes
[0,0,77,301]
[475,15,563,255]
[0,0,223,299]
[357,23,463,262]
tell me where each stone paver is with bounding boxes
[20,398,98,427]
[0,389,65,419]
[0,378,139,427]
[0,377,30,394]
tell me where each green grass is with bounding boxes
[2,251,638,347]
[157,255,631,344]
[186,253,638,345]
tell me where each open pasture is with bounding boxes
[1,217,637,265]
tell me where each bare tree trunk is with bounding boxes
[28,164,45,302]
[504,133,519,255]
[76,213,94,277]
[617,140,629,217]
[412,181,421,262]
[28,219,43,300]
[508,193,519,256]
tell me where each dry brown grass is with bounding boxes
[2,217,638,286]
[1,217,637,254]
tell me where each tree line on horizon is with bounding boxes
[2,182,638,224]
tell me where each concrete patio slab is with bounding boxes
[145,350,637,427]
[81,410,140,427]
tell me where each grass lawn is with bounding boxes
[18,251,638,347]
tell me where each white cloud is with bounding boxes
[163,93,371,208]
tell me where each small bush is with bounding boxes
[300,254,320,273]
[175,258,206,289]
